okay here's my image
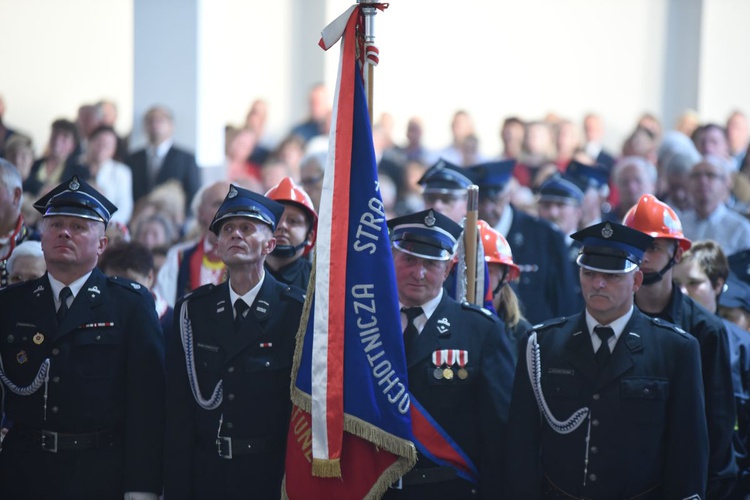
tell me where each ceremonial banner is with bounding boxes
[283,5,416,499]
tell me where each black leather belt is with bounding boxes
[17,428,120,453]
[215,435,274,459]
[391,466,458,489]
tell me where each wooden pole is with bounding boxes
[465,185,479,304]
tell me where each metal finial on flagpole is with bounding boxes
[358,0,379,125]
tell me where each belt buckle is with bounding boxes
[390,477,403,490]
[216,436,232,459]
[41,430,58,453]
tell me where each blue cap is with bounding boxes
[418,159,472,195]
[719,275,750,312]
[33,175,117,227]
[464,160,515,191]
[565,160,610,190]
[728,250,750,286]
[388,209,463,261]
[538,175,584,205]
[571,221,654,273]
[210,184,286,235]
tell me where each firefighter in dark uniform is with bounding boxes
[624,194,738,498]
[0,175,165,499]
[465,160,578,324]
[164,184,305,500]
[507,220,708,499]
[264,176,317,291]
[384,209,515,500]
[418,158,472,224]
[537,174,586,313]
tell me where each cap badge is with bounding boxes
[228,186,238,198]
[69,177,80,191]
[424,211,436,227]
[601,223,613,239]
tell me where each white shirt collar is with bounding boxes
[48,271,93,308]
[152,138,173,158]
[228,272,265,317]
[494,205,514,237]
[585,305,634,352]
[399,288,444,334]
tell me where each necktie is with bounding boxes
[57,287,73,323]
[401,307,423,356]
[594,326,615,369]
[234,299,249,332]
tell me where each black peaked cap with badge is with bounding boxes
[418,158,473,195]
[33,175,118,227]
[539,174,584,206]
[464,159,515,197]
[564,160,610,191]
[571,221,654,273]
[210,184,286,235]
[388,209,463,261]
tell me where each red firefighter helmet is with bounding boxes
[478,220,520,281]
[622,194,691,251]
[265,177,318,254]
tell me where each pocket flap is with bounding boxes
[621,377,668,400]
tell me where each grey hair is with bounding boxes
[613,155,658,186]
[6,240,44,275]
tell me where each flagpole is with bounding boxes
[465,185,480,305]
[359,0,378,125]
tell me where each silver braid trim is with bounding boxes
[180,300,223,410]
[0,356,50,396]
[526,332,589,434]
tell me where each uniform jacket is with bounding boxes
[506,207,578,325]
[265,256,312,291]
[638,286,737,498]
[384,293,515,500]
[0,270,165,498]
[164,274,304,500]
[724,318,750,493]
[507,309,708,499]
[126,144,201,208]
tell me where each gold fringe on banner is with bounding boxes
[312,457,342,478]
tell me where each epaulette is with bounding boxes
[649,316,690,337]
[108,275,150,296]
[531,316,568,331]
[283,285,306,304]
[176,283,216,305]
[460,301,495,320]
